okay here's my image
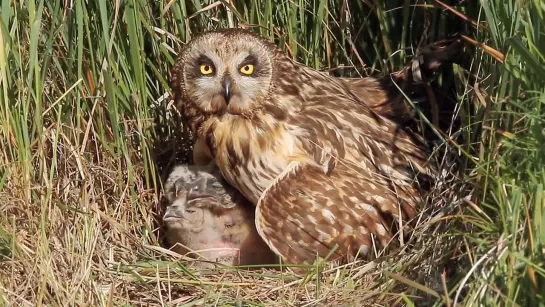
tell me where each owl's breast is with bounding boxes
[208,116,312,205]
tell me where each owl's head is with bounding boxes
[162,165,221,234]
[163,164,237,222]
[172,28,280,118]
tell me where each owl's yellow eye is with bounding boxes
[200,64,214,75]
[240,64,254,75]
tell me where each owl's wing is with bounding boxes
[283,72,435,221]
[255,161,399,265]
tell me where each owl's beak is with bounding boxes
[222,75,232,103]
[163,200,186,222]
[163,208,182,222]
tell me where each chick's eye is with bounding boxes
[200,64,214,75]
[240,64,254,75]
[185,208,196,214]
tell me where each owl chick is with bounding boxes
[162,164,278,268]
[171,28,439,265]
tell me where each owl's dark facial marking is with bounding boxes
[177,30,276,118]
[193,55,217,77]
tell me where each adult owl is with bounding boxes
[170,28,437,265]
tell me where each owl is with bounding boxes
[170,28,438,265]
[163,164,278,267]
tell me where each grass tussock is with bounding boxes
[0,0,544,306]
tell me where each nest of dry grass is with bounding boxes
[0,92,474,307]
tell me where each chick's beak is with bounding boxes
[222,75,232,104]
[163,206,181,222]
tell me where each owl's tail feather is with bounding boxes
[340,35,466,138]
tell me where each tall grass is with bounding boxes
[455,1,545,305]
[0,0,543,306]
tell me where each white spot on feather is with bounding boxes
[360,203,377,214]
[376,224,387,236]
[321,209,335,224]
[317,229,332,242]
[343,225,354,234]
[358,245,370,255]
[373,195,386,203]
[379,164,410,181]
[358,226,368,234]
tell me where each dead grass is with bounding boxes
[0,96,471,306]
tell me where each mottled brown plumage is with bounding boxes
[170,28,437,265]
[163,164,277,267]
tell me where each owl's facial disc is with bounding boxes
[182,32,274,117]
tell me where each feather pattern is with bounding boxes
[171,29,436,264]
